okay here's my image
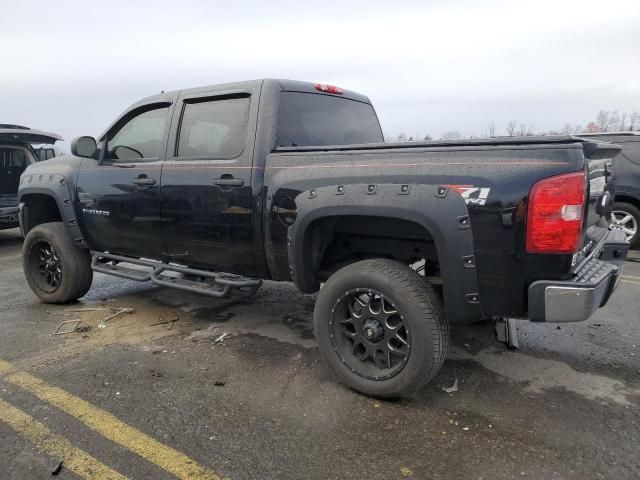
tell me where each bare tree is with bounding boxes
[397,133,407,142]
[610,110,621,131]
[441,131,462,140]
[619,112,628,131]
[573,125,583,134]
[560,123,573,134]
[630,112,640,131]
[423,134,432,141]
[585,121,600,133]
[517,122,532,136]
[506,121,517,136]
[596,110,612,132]
[486,121,496,137]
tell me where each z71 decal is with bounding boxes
[444,185,491,206]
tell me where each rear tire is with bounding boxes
[612,202,640,249]
[23,222,93,304]
[314,259,448,398]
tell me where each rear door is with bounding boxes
[76,101,174,259]
[160,86,259,276]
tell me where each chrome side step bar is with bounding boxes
[91,251,262,298]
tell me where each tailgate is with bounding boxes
[0,126,62,145]
[577,139,621,260]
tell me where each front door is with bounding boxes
[160,89,257,276]
[76,102,173,259]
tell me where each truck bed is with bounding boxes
[274,135,600,152]
[265,135,616,321]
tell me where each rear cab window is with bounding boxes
[177,96,250,159]
[276,92,383,147]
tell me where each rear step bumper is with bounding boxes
[528,228,628,322]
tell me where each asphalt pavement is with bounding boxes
[0,227,638,480]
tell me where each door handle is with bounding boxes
[133,176,156,186]
[213,177,244,187]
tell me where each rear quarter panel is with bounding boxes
[264,143,586,320]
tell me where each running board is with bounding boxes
[91,251,262,298]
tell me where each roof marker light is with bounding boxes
[314,84,344,94]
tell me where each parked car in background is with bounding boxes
[579,132,640,248]
[34,145,64,162]
[0,124,62,230]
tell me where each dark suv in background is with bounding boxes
[580,132,640,248]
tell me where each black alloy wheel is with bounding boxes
[28,240,62,292]
[330,288,410,380]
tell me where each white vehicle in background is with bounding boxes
[0,124,62,230]
[33,144,65,161]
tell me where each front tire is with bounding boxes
[314,259,448,398]
[611,202,640,249]
[23,222,93,304]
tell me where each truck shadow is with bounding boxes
[0,227,23,249]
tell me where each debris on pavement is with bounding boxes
[214,332,230,344]
[50,460,63,475]
[400,466,413,477]
[442,378,459,394]
[53,320,81,335]
[150,315,179,329]
[65,307,111,313]
[75,325,92,333]
[103,307,134,322]
[214,380,226,386]
[98,307,134,329]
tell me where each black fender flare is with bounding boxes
[18,173,87,248]
[287,183,484,323]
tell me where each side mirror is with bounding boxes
[71,136,97,158]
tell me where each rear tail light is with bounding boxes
[314,83,344,94]
[526,171,586,254]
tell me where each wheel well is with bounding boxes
[303,215,440,284]
[21,194,62,234]
[615,194,640,210]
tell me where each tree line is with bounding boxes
[388,109,640,142]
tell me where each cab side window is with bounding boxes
[177,96,250,159]
[106,106,170,162]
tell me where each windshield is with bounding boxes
[276,92,383,147]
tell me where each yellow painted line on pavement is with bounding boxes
[0,359,17,376]
[621,278,640,286]
[622,274,640,281]
[0,398,126,480]
[0,359,222,480]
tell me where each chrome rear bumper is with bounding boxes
[528,228,628,322]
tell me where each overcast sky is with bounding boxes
[2,0,639,148]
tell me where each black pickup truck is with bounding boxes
[18,79,629,397]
